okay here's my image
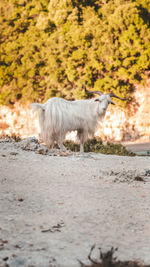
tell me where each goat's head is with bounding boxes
[83,84,128,114]
[83,84,128,115]
[94,94,115,114]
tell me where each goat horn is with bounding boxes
[109,92,128,101]
[83,84,103,96]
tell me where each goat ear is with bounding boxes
[94,98,100,102]
[110,100,115,105]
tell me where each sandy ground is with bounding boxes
[0,138,150,267]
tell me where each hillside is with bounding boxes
[0,0,150,106]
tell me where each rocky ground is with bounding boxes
[0,138,150,267]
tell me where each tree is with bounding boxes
[0,0,149,106]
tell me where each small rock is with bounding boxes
[134,176,145,182]
[3,257,9,261]
[145,169,150,176]
[0,137,13,143]
[18,197,24,202]
[58,151,72,157]
[14,244,21,249]
[10,152,18,156]
[11,254,17,258]
[15,137,39,151]
[1,240,8,244]
[37,148,48,155]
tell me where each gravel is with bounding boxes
[0,138,150,267]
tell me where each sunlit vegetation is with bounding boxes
[64,138,135,156]
[0,0,149,106]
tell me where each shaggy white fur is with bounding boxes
[31,95,114,152]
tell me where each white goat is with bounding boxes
[31,86,127,152]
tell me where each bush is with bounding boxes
[0,0,149,106]
[64,138,135,156]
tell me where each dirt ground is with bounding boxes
[0,138,150,267]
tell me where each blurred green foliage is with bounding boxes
[0,0,149,106]
[64,138,135,156]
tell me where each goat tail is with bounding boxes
[31,103,46,143]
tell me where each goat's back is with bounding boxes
[43,97,101,135]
